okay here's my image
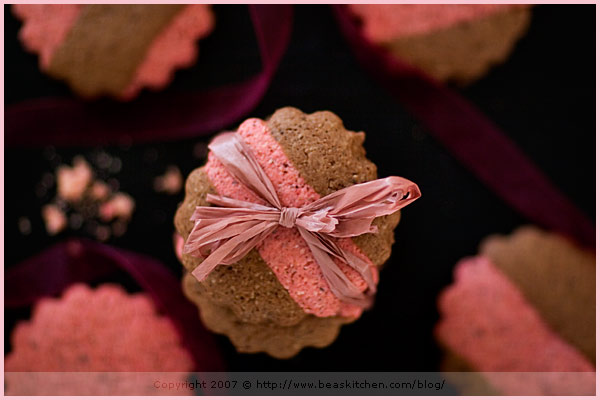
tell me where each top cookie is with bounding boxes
[175,107,401,326]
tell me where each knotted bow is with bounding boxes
[184,131,421,307]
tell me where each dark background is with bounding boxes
[4,5,595,372]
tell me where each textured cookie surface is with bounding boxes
[6,284,193,372]
[13,4,214,98]
[437,256,593,372]
[175,107,401,357]
[387,7,531,84]
[350,5,531,84]
[266,107,400,266]
[480,226,595,363]
[436,227,595,395]
[5,284,193,394]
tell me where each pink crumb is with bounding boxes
[203,119,377,319]
[41,204,67,235]
[435,256,594,395]
[40,153,135,239]
[99,193,135,221]
[90,180,111,200]
[154,165,183,195]
[56,156,93,202]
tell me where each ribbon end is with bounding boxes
[191,261,214,282]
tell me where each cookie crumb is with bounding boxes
[90,181,111,200]
[56,156,93,202]
[99,193,135,221]
[39,153,135,240]
[42,204,67,235]
[154,165,183,194]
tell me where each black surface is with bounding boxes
[4,5,596,372]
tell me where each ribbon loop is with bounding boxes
[184,132,421,307]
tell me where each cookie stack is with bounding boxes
[175,107,404,358]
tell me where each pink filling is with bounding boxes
[349,4,525,43]
[13,4,213,99]
[203,119,378,318]
[436,256,594,394]
[121,4,214,99]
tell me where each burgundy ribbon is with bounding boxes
[332,5,595,249]
[5,5,292,146]
[5,238,225,372]
[184,132,421,307]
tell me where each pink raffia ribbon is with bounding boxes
[183,131,421,307]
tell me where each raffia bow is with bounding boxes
[184,131,421,307]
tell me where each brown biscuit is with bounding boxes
[183,274,349,359]
[266,107,400,265]
[175,108,403,357]
[48,5,184,97]
[480,226,595,363]
[386,7,531,85]
[266,107,377,195]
